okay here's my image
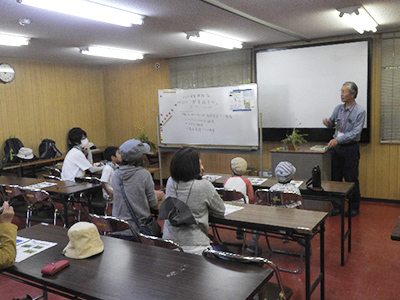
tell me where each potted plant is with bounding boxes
[281,128,308,151]
[134,122,156,151]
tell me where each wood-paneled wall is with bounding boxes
[2,35,400,201]
[0,59,107,155]
[103,60,170,147]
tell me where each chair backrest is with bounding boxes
[44,166,62,177]
[42,174,62,181]
[138,233,184,252]
[21,188,51,206]
[4,185,24,198]
[75,177,101,184]
[215,188,246,203]
[203,248,287,300]
[255,189,303,209]
[89,213,135,234]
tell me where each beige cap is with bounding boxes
[63,222,104,259]
[230,157,247,175]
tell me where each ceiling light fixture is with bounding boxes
[337,6,378,34]
[0,32,30,46]
[80,46,144,60]
[186,31,243,49]
[17,0,144,27]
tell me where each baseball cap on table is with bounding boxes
[119,139,150,162]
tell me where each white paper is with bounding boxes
[23,181,58,189]
[224,203,245,216]
[15,237,57,263]
[202,174,222,183]
[290,180,303,188]
[248,177,268,186]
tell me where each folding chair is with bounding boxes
[20,188,58,227]
[43,166,62,181]
[203,249,292,300]
[3,184,28,221]
[75,177,107,216]
[211,187,247,253]
[89,213,141,242]
[254,189,305,274]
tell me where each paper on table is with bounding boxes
[290,180,303,188]
[15,237,57,263]
[23,181,58,190]
[248,177,268,185]
[224,203,245,216]
[202,174,222,183]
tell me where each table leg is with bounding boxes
[305,235,311,300]
[348,196,352,253]
[320,222,325,300]
[341,198,345,266]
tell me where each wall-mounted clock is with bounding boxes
[0,63,15,83]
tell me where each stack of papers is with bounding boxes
[224,203,245,216]
[15,237,57,263]
[310,145,329,151]
[248,177,268,186]
[202,174,222,183]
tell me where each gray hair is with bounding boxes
[343,81,358,98]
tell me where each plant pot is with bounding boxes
[287,143,296,151]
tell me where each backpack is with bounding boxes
[38,139,62,159]
[3,138,24,163]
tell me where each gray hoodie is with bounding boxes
[112,165,157,232]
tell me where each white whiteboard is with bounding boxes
[158,84,259,147]
[256,41,369,128]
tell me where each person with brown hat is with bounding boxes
[223,157,254,204]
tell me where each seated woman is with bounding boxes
[162,147,225,255]
[0,202,17,270]
[61,127,104,181]
[112,139,163,240]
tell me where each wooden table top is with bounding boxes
[211,203,328,235]
[210,173,354,197]
[391,216,400,241]
[1,157,65,170]
[5,225,273,300]
[0,176,100,196]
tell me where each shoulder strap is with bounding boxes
[118,174,141,227]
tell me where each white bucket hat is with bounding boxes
[63,222,104,259]
[17,147,34,159]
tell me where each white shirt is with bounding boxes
[223,176,249,204]
[61,147,92,181]
[100,163,117,199]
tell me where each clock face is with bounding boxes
[0,63,15,83]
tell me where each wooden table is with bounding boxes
[1,157,64,177]
[211,173,354,267]
[0,176,100,227]
[391,217,400,241]
[1,225,273,300]
[210,203,328,300]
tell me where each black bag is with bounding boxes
[39,139,62,159]
[159,196,197,226]
[3,138,24,163]
[139,216,162,237]
[306,165,324,191]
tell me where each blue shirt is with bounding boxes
[326,102,365,144]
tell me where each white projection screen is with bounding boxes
[256,40,370,142]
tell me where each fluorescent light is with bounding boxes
[80,46,144,60]
[337,6,378,34]
[0,32,30,46]
[186,31,243,49]
[17,0,144,27]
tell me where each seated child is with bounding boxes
[100,146,121,201]
[223,157,254,204]
[270,161,303,209]
[61,127,104,181]
[248,161,303,254]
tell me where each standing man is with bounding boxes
[323,81,366,217]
